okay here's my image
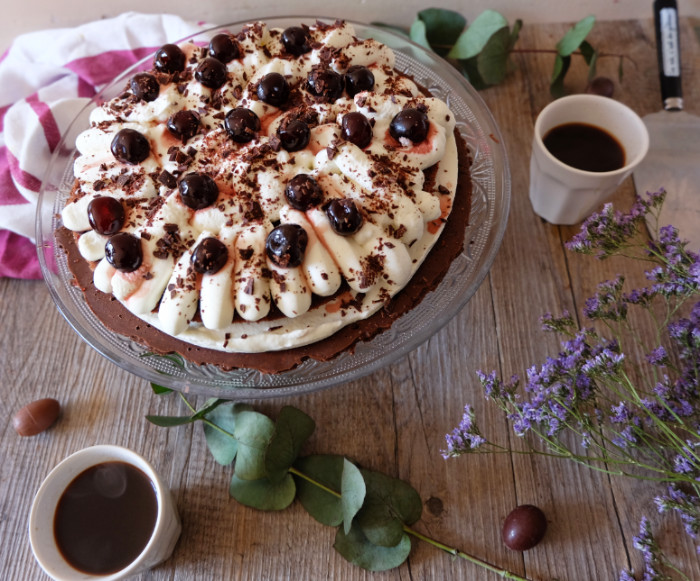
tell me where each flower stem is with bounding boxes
[402,526,531,581]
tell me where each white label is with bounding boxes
[660,7,680,77]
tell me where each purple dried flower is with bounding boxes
[646,346,669,367]
[441,404,486,458]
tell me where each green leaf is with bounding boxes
[409,19,431,50]
[448,10,508,60]
[556,15,595,57]
[456,58,488,90]
[341,459,366,535]
[355,469,423,547]
[191,398,227,421]
[509,19,523,51]
[334,525,412,572]
[477,26,511,86]
[579,40,598,80]
[415,8,466,57]
[550,54,571,98]
[203,402,248,466]
[150,383,173,395]
[294,455,344,526]
[145,414,195,427]
[229,474,296,511]
[234,410,276,480]
[265,406,315,483]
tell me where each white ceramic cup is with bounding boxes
[29,445,181,581]
[529,94,649,225]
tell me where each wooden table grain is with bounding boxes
[2,18,699,581]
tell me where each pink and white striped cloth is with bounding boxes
[0,12,207,278]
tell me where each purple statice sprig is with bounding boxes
[566,189,666,259]
[444,192,700,572]
[619,516,692,581]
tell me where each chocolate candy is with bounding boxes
[502,505,548,551]
[12,398,61,436]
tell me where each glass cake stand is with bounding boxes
[36,17,511,399]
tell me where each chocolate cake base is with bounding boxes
[56,135,471,376]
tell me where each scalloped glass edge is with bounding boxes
[36,16,511,399]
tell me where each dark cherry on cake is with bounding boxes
[191,237,229,274]
[266,224,308,268]
[130,73,160,102]
[178,173,219,210]
[344,65,374,97]
[167,110,200,143]
[257,73,290,107]
[390,108,430,143]
[88,197,125,236]
[208,33,240,63]
[277,119,310,152]
[307,68,344,102]
[281,26,311,56]
[105,232,143,272]
[224,108,261,143]
[285,174,323,211]
[195,57,228,89]
[154,44,186,74]
[110,129,150,164]
[341,112,373,149]
[325,198,363,235]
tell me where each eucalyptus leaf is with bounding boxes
[550,53,571,98]
[477,26,512,86]
[409,19,431,50]
[341,459,366,535]
[265,406,315,484]
[203,402,250,466]
[145,414,195,427]
[294,454,345,526]
[233,410,276,480]
[334,525,412,572]
[415,8,466,57]
[579,40,598,80]
[509,19,522,51]
[150,383,173,395]
[191,398,227,421]
[229,474,296,511]
[355,469,423,547]
[556,15,595,57]
[448,10,508,60]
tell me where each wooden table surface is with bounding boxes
[2,18,699,581]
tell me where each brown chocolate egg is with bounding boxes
[12,398,61,436]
